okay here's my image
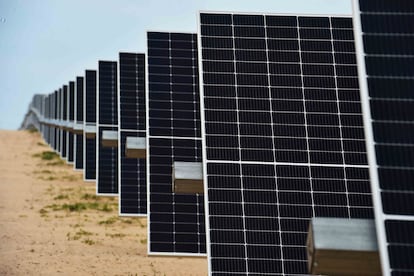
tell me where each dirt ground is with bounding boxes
[0,130,207,275]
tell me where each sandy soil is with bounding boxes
[0,130,207,275]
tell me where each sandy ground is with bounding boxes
[0,130,207,275]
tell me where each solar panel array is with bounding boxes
[198,12,373,275]
[118,52,147,216]
[353,0,414,274]
[20,5,414,275]
[84,70,97,181]
[74,76,84,170]
[147,31,206,255]
[97,61,119,195]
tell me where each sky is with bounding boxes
[0,0,352,130]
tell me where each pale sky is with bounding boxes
[0,0,351,130]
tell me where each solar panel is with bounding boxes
[45,94,51,146]
[146,31,206,255]
[61,85,68,160]
[49,92,54,147]
[50,91,57,151]
[74,76,84,170]
[353,0,414,274]
[117,52,147,216]
[84,70,97,181]
[67,81,75,164]
[54,89,61,153]
[96,61,119,195]
[198,12,374,275]
[49,92,55,148]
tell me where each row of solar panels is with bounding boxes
[22,1,414,275]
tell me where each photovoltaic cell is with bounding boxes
[118,52,147,216]
[84,70,97,181]
[199,12,373,275]
[97,61,118,195]
[147,31,206,255]
[353,0,414,274]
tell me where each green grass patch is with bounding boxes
[62,203,89,212]
[45,204,61,211]
[46,160,65,166]
[106,233,126,238]
[82,238,96,245]
[39,208,48,214]
[38,175,57,181]
[62,175,78,181]
[39,208,48,217]
[99,203,113,212]
[40,170,52,174]
[67,229,95,241]
[99,216,118,225]
[81,193,100,201]
[32,151,60,161]
[54,194,69,200]
[44,202,113,213]
[75,229,93,236]
[33,169,53,174]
